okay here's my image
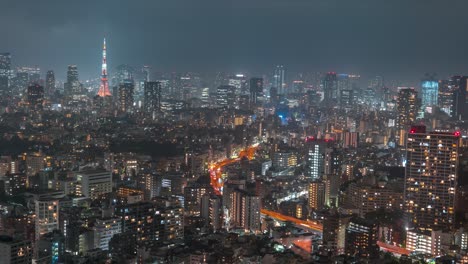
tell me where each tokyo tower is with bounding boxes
[97,38,112,97]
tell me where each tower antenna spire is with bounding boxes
[97,37,111,97]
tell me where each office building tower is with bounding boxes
[323,72,338,104]
[144,81,161,117]
[438,77,459,117]
[97,38,111,97]
[0,235,32,264]
[421,78,438,111]
[26,84,44,108]
[230,189,261,232]
[45,70,55,96]
[340,89,353,108]
[308,181,326,211]
[322,212,350,253]
[273,65,286,94]
[64,65,81,95]
[35,199,60,241]
[216,85,236,108]
[249,77,263,106]
[228,74,247,95]
[454,76,468,120]
[3,173,27,196]
[269,87,278,104]
[396,87,418,146]
[26,153,45,176]
[118,80,134,113]
[75,169,112,200]
[404,125,459,230]
[306,139,326,180]
[0,53,11,94]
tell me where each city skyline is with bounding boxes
[2,0,468,81]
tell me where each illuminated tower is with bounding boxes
[97,38,111,97]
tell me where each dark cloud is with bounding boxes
[1,0,468,81]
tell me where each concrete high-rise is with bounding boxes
[273,65,286,94]
[64,65,81,95]
[0,53,11,94]
[249,77,263,107]
[75,169,112,200]
[118,80,134,113]
[144,81,161,117]
[45,70,55,96]
[396,87,418,146]
[35,199,59,241]
[404,125,459,230]
[323,72,338,105]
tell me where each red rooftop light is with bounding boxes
[454,131,461,137]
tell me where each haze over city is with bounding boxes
[2,1,468,264]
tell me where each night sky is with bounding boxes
[2,0,468,81]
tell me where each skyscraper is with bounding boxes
[118,80,134,113]
[0,53,11,94]
[454,76,468,120]
[64,65,81,95]
[306,139,326,180]
[97,38,111,97]
[249,77,263,106]
[404,125,459,230]
[27,84,44,108]
[273,65,286,94]
[396,87,418,146]
[230,189,261,232]
[45,70,55,96]
[323,72,338,104]
[144,81,162,117]
[421,78,438,111]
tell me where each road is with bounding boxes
[209,144,258,194]
[262,209,410,256]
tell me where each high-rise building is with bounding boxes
[184,176,213,216]
[26,84,44,108]
[201,194,222,231]
[93,218,121,251]
[249,77,263,107]
[273,65,286,94]
[308,181,326,211]
[0,53,11,94]
[323,72,338,104]
[115,200,183,244]
[75,169,112,200]
[64,65,81,95]
[438,77,459,117]
[144,81,161,117]
[306,139,326,180]
[230,189,261,232]
[0,235,33,264]
[118,80,134,113]
[345,218,378,258]
[216,85,236,108]
[404,125,459,230]
[421,78,438,111]
[45,70,55,96]
[396,87,418,146]
[97,38,112,97]
[454,76,468,120]
[35,199,59,241]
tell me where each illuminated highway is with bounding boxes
[261,209,323,232]
[209,144,410,257]
[261,209,410,256]
[208,144,259,194]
